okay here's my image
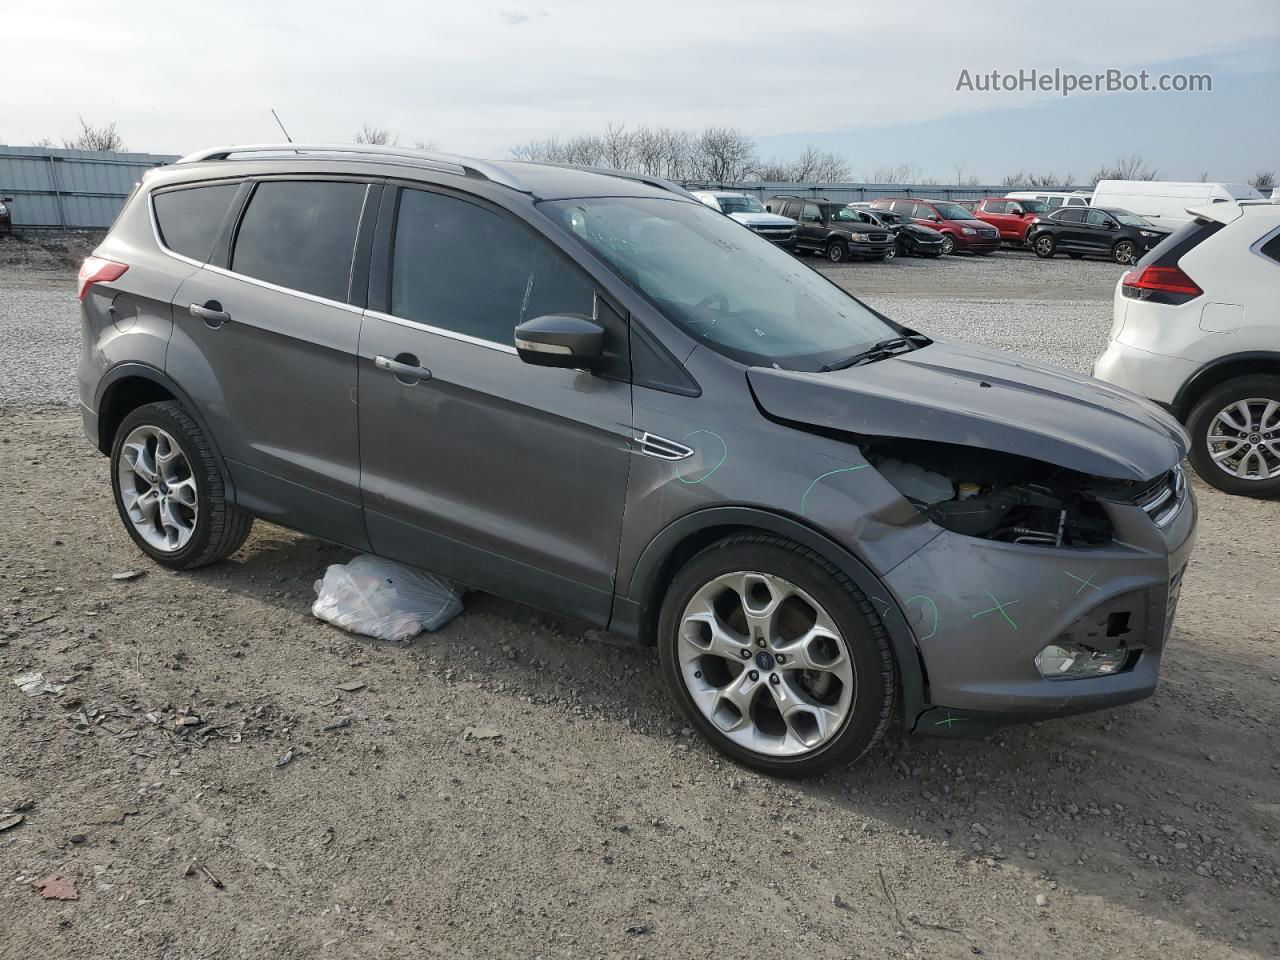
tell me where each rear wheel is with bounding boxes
[110,401,253,568]
[658,534,896,777]
[1186,376,1280,498]
[826,239,848,263]
[1033,233,1056,258]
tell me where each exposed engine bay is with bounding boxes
[865,438,1119,546]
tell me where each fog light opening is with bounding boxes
[1035,642,1129,680]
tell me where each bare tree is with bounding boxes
[692,126,756,182]
[62,117,125,152]
[354,123,397,145]
[32,136,57,148]
[413,139,439,151]
[600,123,634,171]
[1091,153,1158,185]
[863,162,924,184]
[1249,170,1276,191]
[1001,170,1073,188]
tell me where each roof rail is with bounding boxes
[527,162,695,200]
[174,143,529,193]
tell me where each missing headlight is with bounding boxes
[867,439,1113,546]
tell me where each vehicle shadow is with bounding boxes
[201,526,1279,957]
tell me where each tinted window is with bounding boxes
[888,200,913,214]
[1046,196,1064,209]
[1052,209,1084,223]
[801,203,821,222]
[1086,210,1114,227]
[391,189,594,345]
[913,204,936,220]
[231,180,366,302]
[783,201,802,218]
[153,183,238,262]
[1258,231,1280,265]
[1067,197,1088,206]
[984,201,1008,214]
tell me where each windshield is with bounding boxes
[543,197,901,370]
[931,201,978,220]
[832,207,868,222]
[717,195,765,214]
[1113,211,1149,226]
[1020,200,1048,213]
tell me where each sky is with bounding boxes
[3,0,1278,183]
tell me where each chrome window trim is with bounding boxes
[147,192,211,270]
[363,309,518,355]
[204,264,365,315]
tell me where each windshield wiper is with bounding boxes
[818,336,917,372]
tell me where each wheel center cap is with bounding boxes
[755,650,776,671]
[1249,434,1261,444]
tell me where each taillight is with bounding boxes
[77,256,128,302]
[1120,264,1202,305]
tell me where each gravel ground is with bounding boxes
[2,240,1278,960]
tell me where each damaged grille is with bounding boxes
[1134,465,1185,527]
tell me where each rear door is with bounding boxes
[168,177,376,549]
[1050,208,1086,248]
[799,202,824,248]
[356,185,633,625]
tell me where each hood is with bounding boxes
[904,223,943,238]
[730,211,796,227]
[747,339,1188,482]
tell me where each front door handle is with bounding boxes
[375,353,432,384]
[189,301,231,327]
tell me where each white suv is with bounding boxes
[1094,200,1280,497]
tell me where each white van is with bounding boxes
[1091,180,1262,229]
[1006,190,1091,210]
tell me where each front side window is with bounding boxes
[231,180,366,302]
[801,203,821,222]
[153,183,239,262]
[543,196,902,371]
[392,189,594,345]
[1086,210,1115,227]
[1021,200,1048,213]
[984,201,1008,214]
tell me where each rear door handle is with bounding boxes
[189,301,231,327]
[375,354,432,384]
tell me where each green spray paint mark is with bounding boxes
[934,713,961,728]
[674,430,727,485]
[799,465,869,516]
[971,591,1020,631]
[905,594,939,641]
[1065,569,1102,594]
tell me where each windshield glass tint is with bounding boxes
[932,202,977,220]
[543,197,899,370]
[1113,212,1148,226]
[718,196,764,214]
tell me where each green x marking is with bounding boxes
[971,590,1020,630]
[1064,569,1102,594]
[935,713,960,728]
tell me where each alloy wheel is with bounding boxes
[1036,236,1054,256]
[940,235,955,255]
[676,571,855,757]
[1206,398,1280,480]
[1113,240,1135,264]
[116,424,199,552]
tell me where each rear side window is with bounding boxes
[391,188,594,345]
[231,180,367,302]
[1258,231,1280,265]
[1052,209,1082,223]
[153,183,238,262]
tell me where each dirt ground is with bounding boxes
[1,249,1279,959]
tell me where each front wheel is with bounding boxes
[882,246,896,261]
[1112,240,1136,264]
[1033,233,1056,258]
[826,239,848,263]
[110,401,253,568]
[658,534,896,777]
[939,234,956,256]
[1186,376,1280,498]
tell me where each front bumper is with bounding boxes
[749,228,798,248]
[954,233,1002,252]
[848,240,896,259]
[884,480,1196,730]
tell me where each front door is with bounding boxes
[168,177,374,549]
[356,186,633,625]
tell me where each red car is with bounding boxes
[0,196,12,235]
[973,196,1050,245]
[870,198,1001,255]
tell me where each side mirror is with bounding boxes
[515,314,604,369]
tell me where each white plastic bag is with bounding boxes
[312,555,464,642]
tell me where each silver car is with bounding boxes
[77,144,1196,776]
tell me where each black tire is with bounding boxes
[1186,375,1280,498]
[882,246,896,261]
[1033,233,1056,258]
[826,239,848,263]
[939,234,956,256]
[657,534,896,777]
[110,401,253,568]
[1112,239,1136,265]
[1067,252,1084,259]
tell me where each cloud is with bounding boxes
[495,8,547,26]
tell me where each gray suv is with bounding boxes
[78,144,1197,776]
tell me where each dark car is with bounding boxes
[856,207,946,258]
[0,196,13,234]
[870,198,1001,255]
[77,143,1195,777]
[1027,207,1171,265]
[765,196,895,263]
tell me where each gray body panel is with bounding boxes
[77,148,1198,735]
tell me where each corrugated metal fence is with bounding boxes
[0,145,179,232]
[0,143,1088,232]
